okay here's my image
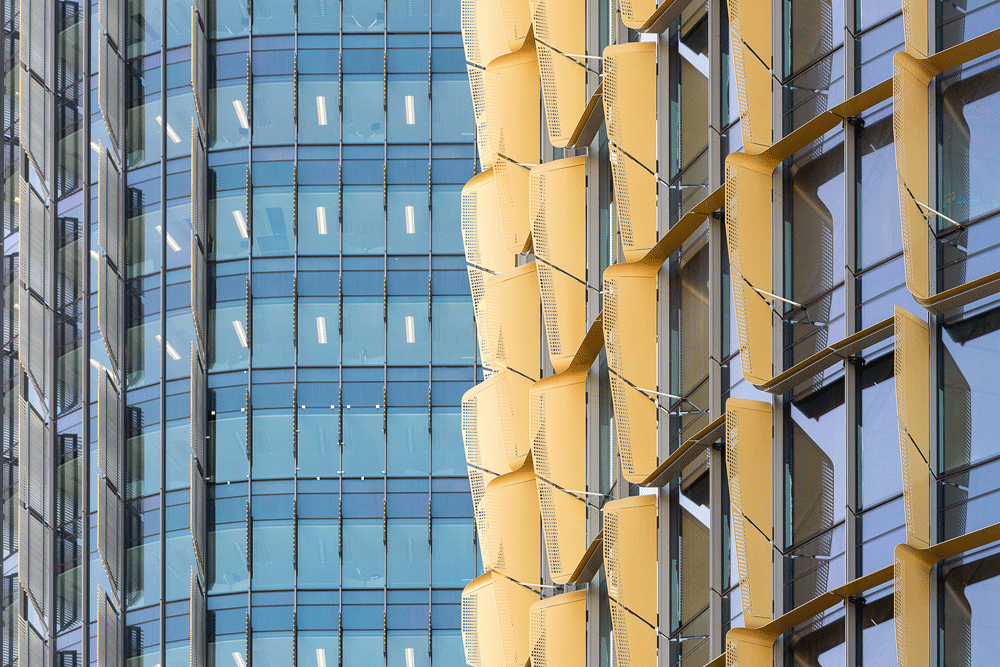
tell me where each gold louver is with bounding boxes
[485,41,541,167]
[462,0,515,70]
[602,262,658,483]
[725,398,773,629]
[482,263,541,380]
[603,42,657,262]
[724,151,779,388]
[530,156,587,373]
[499,0,532,52]
[529,590,586,666]
[893,543,936,667]
[462,376,513,478]
[462,169,518,274]
[901,0,928,57]
[530,0,590,147]
[530,371,587,584]
[604,495,657,667]
[725,627,774,667]
[728,0,773,154]
[893,306,930,549]
[462,571,540,667]
[483,462,541,585]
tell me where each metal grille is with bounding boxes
[461,591,481,667]
[17,399,48,518]
[99,36,124,155]
[492,156,522,250]
[19,178,49,301]
[610,601,633,667]
[97,590,120,667]
[461,187,481,265]
[192,233,208,353]
[191,7,208,134]
[894,319,915,535]
[730,35,752,144]
[190,570,207,667]
[191,455,207,579]
[20,0,52,85]
[17,618,48,667]
[893,60,916,287]
[603,278,636,476]
[494,578,516,662]
[18,504,50,618]
[724,162,752,371]
[97,478,122,596]
[98,370,122,493]
[98,0,123,52]
[98,257,123,373]
[893,554,906,667]
[530,604,547,667]
[460,0,481,67]
[21,70,51,184]
[98,149,123,271]
[461,394,481,466]
[191,130,208,247]
[604,508,621,600]
[191,353,206,469]
[21,291,50,401]
[467,65,491,169]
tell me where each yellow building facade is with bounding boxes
[457,0,1000,664]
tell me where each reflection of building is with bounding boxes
[8,1,481,666]
[455,1,1000,666]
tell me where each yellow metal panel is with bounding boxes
[530,373,587,584]
[462,377,512,477]
[484,463,541,585]
[603,495,656,625]
[530,591,586,666]
[724,152,777,387]
[730,34,773,155]
[893,543,935,667]
[467,65,493,170]
[530,156,587,372]
[493,368,536,470]
[483,263,541,381]
[618,0,656,30]
[727,0,770,73]
[469,464,499,571]
[463,571,539,667]
[485,41,541,166]
[468,265,495,368]
[493,155,532,254]
[894,305,930,549]
[611,598,658,667]
[892,51,934,303]
[531,0,588,147]
[463,0,514,69]
[725,399,773,629]
[499,0,532,51]
[901,0,928,57]
[462,170,518,274]
[604,43,657,262]
[603,263,659,483]
[725,628,773,667]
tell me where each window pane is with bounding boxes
[387,0,430,32]
[387,519,430,587]
[431,296,474,365]
[252,0,295,34]
[298,187,341,255]
[343,521,386,588]
[431,407,464,476]
[387,186,430,254]
[252,188,295,257]
[211,414,248,482]
[387,75,429,143]
[343,408,386,476]
[388,408,429,476]
[210,303,250,371]
[298,298,341,366]
[208,525,249,594]
[388,297,429,366]
[431,185,464,254]
[298,520,341,588]
[431,518,474,587]
[343,0,385,32]
[343,297,386,365]
[343,186,386,254]
[252,298,294,367]
[299,76,341,144]
[299,0,340,32]
[297,412,341,478]
[343,75,384,142]
[251,411,293,478]
[252,522,293,589]
[212,190,250,261]
[431,74,475,143]
[211,0,251,38]
[210,83,250,150]
[253,77,295,145]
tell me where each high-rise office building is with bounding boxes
[5,0,483,665]
[455,0,1000,666]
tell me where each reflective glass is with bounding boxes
[343,297,387,366]
[252,522,294,589]
[343,408,386,476]
[298,187,341,255]
[299,76,342,144]
[343,186,386,254]
[253,77,295,145]
[431,74,475,143]
[388,75,430,143]
[252,0,295,34]
[387,297,429,366]
[251,410,294,478]
[211,414,248,482]
[431,518,474,586]
[343,521,386,588]
[343,0,386,32]
[212,0,251,38]
[343,75,384,142]
[388,186,430,254]
[252,188,295,257]
[299,0,340,32]
[387,408,430,476]
[431,296,474,365]
[387,519,430,587]
[297,411,341,478]
[298,298,341,366]
[210,83,251,150]
[937,543,1000,665]
[431,185,465,254]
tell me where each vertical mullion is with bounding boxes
[159,0,170,663]
[81,0,93,661]
[246,7,255,663]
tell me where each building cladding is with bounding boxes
[5,0,489,666]
[456,0,1000,664]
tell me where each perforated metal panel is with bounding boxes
[531,0,588,147]
[98,0,123,52]
[98,149,123,271]
[894,306,931,549]
[97,590,120,667]
[529,591,586,667]
[466,65,492,170]
[18,504,50,619]
[191,352,206,469]
[19,0,52,86]
[98,370,122,493]
[98,257,123,374]
[191,129,208,248]
[99,36,124,155]
[483,464,540,584]
[20,69,51,184]
[97,478,122,596]
[20,291,50,401]
[191,233,208,354]
[18,178,49,301]
[461,571,539,667]
[603,495,656,625]
[191,455,207,580]
[484,43,540,168]
[190,569,207,667]
[17,618,49,667]
[191,7,207,135]
[18,399,49,519]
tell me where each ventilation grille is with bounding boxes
[98,370,122,493]
[98,149,123,272]
[18,504,50,619]
[97,477,122,596]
